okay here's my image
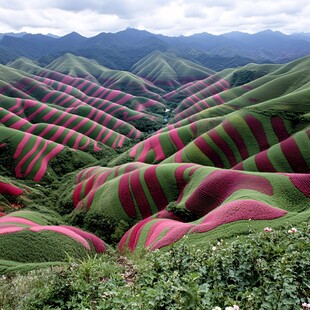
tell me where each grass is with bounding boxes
[0,223,309,309]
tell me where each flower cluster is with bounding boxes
[263,227,272,232]
[226,306,240,310]
[288,227,298,233]
[302,303,310,309]
[212,306,239,310]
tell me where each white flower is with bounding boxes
[288,227,298,233]
[212,246,217,251]
[212,307,222,310]
[263,227,272,232]
[225,305,240,310]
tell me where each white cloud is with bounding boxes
[0,0,308,36]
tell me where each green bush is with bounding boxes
[230,70,255,87]
[1,223,309,309]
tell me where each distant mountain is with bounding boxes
[0,32,28,40]
[131,51,215,91]
[2,28,310,70]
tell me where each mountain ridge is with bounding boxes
[2,28,310,71]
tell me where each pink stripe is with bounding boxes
[14,133,32,159]
[169,130,185,150]
[0,216,39,226]
[0,110,14,123]
[101,130,114,144]
[30,226,90,250]
[33,144,64,181]
[9,119,29,130]
[0,226,25,235]
[24,140,49,176]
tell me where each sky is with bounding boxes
[0,0,309,37]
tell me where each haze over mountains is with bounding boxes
[0,30,309,276]
[2,28,310,71]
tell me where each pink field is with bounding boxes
[244,114,269,151]
[0,182,24,195]
[151,225,193,250]
[130,170,152,218]
[254,151,277,172]
[186,170,273,216]
[119,197,287,252]
[125,217,153,251]
[280,136,308,173]
[0,226,25,235]
[30,226,91,250]
[63,226,106,252]
[287,173,310,197]
[146,220,192,250]
[144,166,168,210]
[169,130,185,150]
[118,173,138,218]
[271,116,290,141]
[194,136,224,167]
[14,133,32,159]
[0,216,39,226]
[190,199,287,233]
[208,129,237,167]
[223,120,249,160]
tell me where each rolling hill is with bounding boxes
[130,51,215,91]
[0,52,309,271]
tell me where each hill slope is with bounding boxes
[131,51,215,91]
[0,54,309,266]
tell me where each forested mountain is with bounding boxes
[1,28,310,70]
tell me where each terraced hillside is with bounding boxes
[0,54,309,268]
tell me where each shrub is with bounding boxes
[1,223,309,309]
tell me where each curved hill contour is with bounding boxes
[0,53,309,263]
[131,51,215,91]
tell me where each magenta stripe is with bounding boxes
[144,166,168,210]
[208,129,237,167]
[254,151,277,172]
[10,119,29,130]
[33,144,64,181]
[169,129,185,150]
[42,109,59,122]
[194,136,224,167]
[280,136,309,173]
[15,137,42,177]
[244,114,269,151]
[271,116,290,142]
[101,130,114,144]
[118,173,137,218]
[223,120,249,160]
[24,140,49,176]
[14,133,32,159]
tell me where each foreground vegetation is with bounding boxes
[1,223,309,310]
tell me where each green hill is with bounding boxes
[131,51,215,91]
[0,54,309,284]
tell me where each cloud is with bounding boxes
[0,0,309,36]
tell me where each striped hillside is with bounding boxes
[0,210,106,263]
